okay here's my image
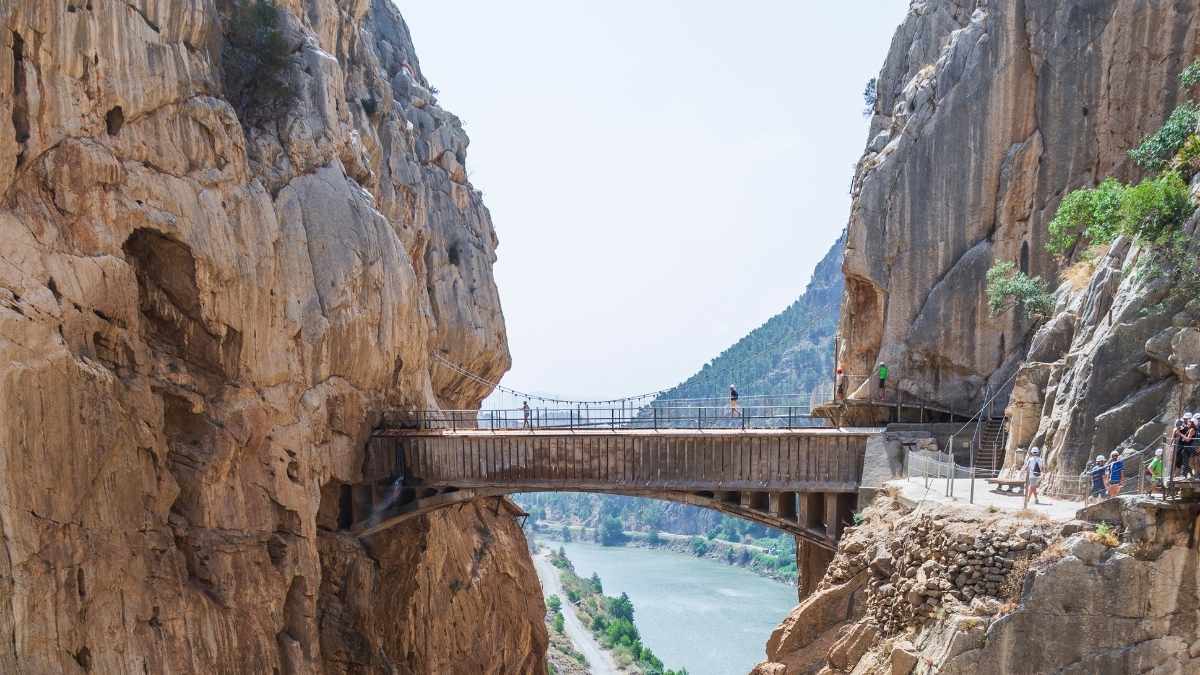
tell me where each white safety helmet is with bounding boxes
[1030,447,1040,455]
[1096,454,1105,463]
[1156,448,1164,456]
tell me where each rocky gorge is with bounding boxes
[0,0,544,673]
[757,0,1200,672]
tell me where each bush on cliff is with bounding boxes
[1047,178,1125,255]
[222,0,295,127]
[986,261,1054,321]
[1119,172,1192,243]
[1047,172,1191,254]
[1129,102,1199,171]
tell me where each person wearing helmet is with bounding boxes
[728,384,739,417]
[1088,454,1107,503]
[1146,448,1165,496]
[1105,449,1125,497]
[1182,415,1197,479]
[876,362,889,398]
[1022,447,1045,507]
[1172,415,1189,479]
[836,367,848,400]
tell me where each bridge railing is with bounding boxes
[401,404,829,431]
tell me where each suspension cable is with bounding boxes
[431,353,674,406]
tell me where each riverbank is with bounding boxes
[535,542,688,675]
[535,520,798,585]
[533,549,616,675]
[543,538,796,675]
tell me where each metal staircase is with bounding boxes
[974,417,1008,475]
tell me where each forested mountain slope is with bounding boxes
[655,231,844,401]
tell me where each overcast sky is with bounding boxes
[398,1,909,402]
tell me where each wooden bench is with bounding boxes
[987,471,1025,494]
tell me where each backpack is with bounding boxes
[1031,457,1042,477]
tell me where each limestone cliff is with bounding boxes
[1003,210,1200,482]
[754,496,1200,674]
[838,0,1200,414]
[0,1,544,673]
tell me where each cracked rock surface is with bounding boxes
[0,1,543,673]
[837,0,1200,415]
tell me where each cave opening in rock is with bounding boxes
[11,31,30,168]
[105,106,124,136]
[122,228,242,382]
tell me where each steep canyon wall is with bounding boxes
[839,0,1200,414]
[0,0,544,672]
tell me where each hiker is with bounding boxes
[1022,446,1045,507]
[836,367,848,400]
[1087,454,1107,503]
[522,400,531,429]
[729,384,740,416]
[1105,449,1125,497]
[877,362,889,397]
[1172,415,1189,479]
[1181,414,1197,479]
[1190,416,1200,478]
[1146,448,1165,496]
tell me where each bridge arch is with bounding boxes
[352,485,856,549]
[347,427,875,550]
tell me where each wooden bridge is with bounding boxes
[347,422,878,550]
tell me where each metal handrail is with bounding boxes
[949,369,1020,503]
[389,404,829,432]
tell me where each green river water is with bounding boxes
[539,538,798,675]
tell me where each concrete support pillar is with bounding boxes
[800,492,824,532]
[796,538,836,601]
[825,492,845,542]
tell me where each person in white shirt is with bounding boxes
[1023,447,1046,507]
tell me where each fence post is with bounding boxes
[653,407,658,431]
[969,430,976,504]
[788,406,794,429]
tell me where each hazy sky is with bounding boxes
[398,1,909,401]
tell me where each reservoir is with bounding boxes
[539,538,798,675]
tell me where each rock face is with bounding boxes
[1002,217,1200,480]
[755,496,1200,674]
[837,0,1200,413]
[0,1,543,673]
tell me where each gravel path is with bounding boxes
[534,551,619,675]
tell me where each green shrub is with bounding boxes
[1047,178,1125,254]
[552,613,564,633]
[1130,102,1199,170]
[546,595,562,612]
[689,537,709,557]
[1171,134,1200,177]
[1181,59,1200,88]
[598,516,626,546]
[985,261,1054,321]
[1118,172,1192,243]
[222,0,295,127]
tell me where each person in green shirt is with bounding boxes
[1146,447,1164,495]
[877,362,889,393]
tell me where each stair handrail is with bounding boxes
[943,368,1020,503]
